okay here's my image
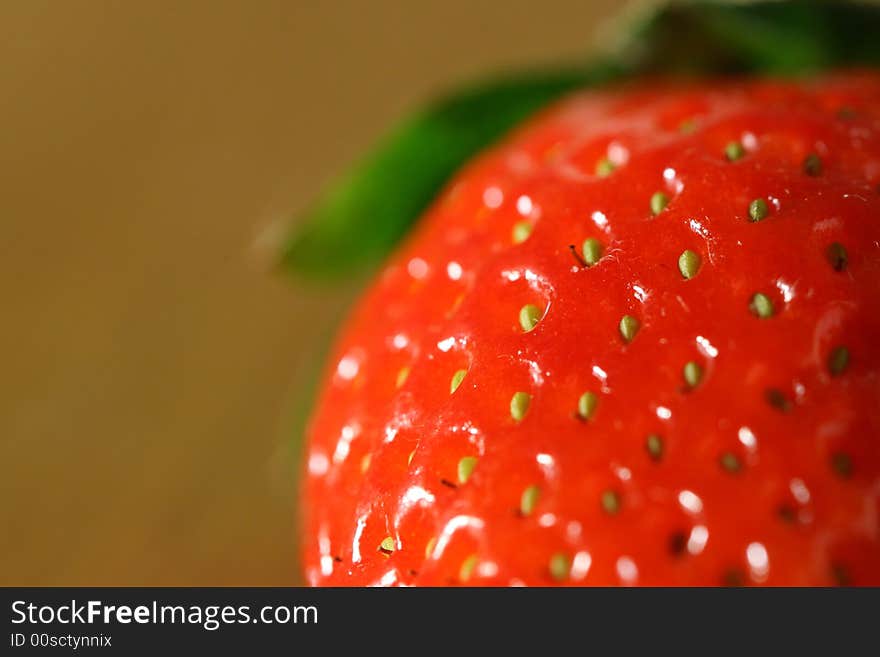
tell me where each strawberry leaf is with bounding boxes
[278,68,622,276]
[279,0,880,277]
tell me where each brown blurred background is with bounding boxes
[0,0,620,585]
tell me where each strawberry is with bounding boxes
[301,71,880,586]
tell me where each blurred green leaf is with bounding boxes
[278,66,623,275]
[628,0,880,75]
[279,0,880,277]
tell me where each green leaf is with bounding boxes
[626,0,880,75]
[279,1,880,277]
[278,66,622,276]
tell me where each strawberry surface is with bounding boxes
[302,71,880,586]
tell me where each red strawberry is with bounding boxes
[301,71,880,586]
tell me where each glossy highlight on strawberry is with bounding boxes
[302,72,880,586]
